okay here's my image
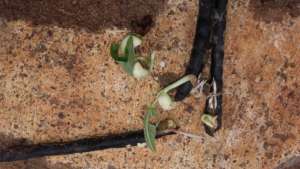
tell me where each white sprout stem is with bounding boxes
[149,52,156,72]
[208,96,217,110]
[207,93,222,98]
[209,79,218,110]
[160,74,196,94]
[191,79,207,93]
[212,79,217,95]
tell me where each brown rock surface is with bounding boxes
[0,0,299,168]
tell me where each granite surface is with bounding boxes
[0,0,299,168]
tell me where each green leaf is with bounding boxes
[119,34,142,56]
[143,105,157,152]
[110,43,128,62]
[121,36,137,75]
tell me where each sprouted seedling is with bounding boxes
[191,75,219,130]
[110,34,155,79]
[201,79,219,129]
[144,74,196,151]
[201,114,217,129]
[110,34,216,150]
[157,74,196,110]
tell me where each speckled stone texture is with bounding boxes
[0,0,299,168]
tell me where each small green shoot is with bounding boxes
[157,74,196,110]
[110,34,207,152]
[110,43,128,62]
[143,105,157,152]
[110,34,155,79]
[201,114,217,129]
[143,74,196,151]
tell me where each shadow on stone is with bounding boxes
[275,156,300,169]
[157,72,181,88]
[250,0,300,23]
[0,133,79,169]
[0,0,167,35]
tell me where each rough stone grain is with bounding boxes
[0,0,299,168]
